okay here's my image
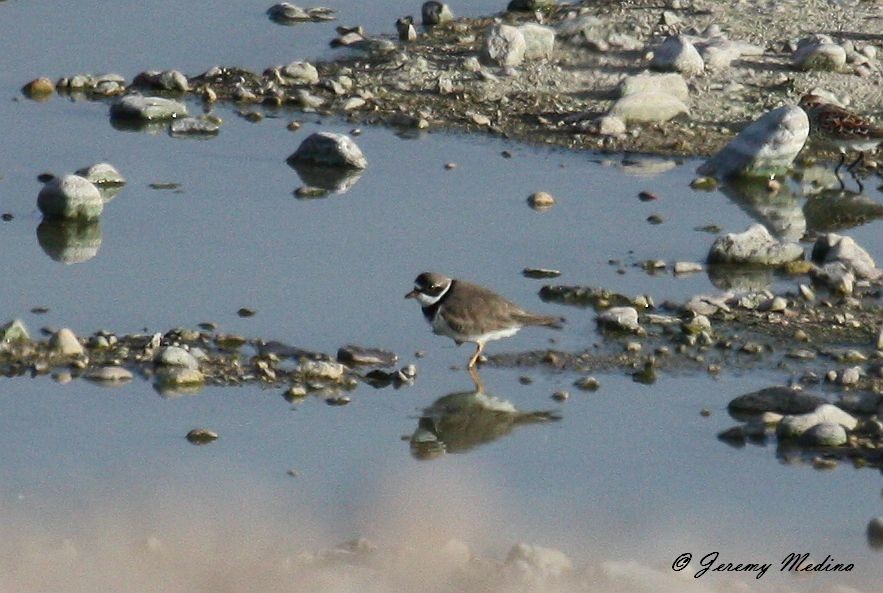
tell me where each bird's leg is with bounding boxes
[847,152,864,172]
[834,152,846,190]
[468,365,485,392]
[467,342,484,368]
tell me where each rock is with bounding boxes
[609,91,689,123]
[36,220,102,263]
[617,71,689,102]
[186,428,218,444]
[838,366,862,386]
[296,359,345,381]
[798,422,847,447]
[154,346,199,370]
[0,319,30,344]
[697,41,742,70]
[337,345,398,367]
[422,1,453,26]
[22,77,55,99]
[673,261,703,274]
[281,61,319,85]
[728,386,827,416]
[698,106,808,179]
[85,366,134,383]
[650,36,704,75]
[268,3,309,22]
[777,404,858,439]
[109,95,188,121]
[396,17,417,42]
[707,223,804,266]
[49,328,83,356]
[597,307,641,333]
[595,115,626,137]
[75,162,126,186]
[810,262,855,295]
[170,116,221,136]
[794,35,847,71]
[37,175,103,221]
[157,367,205,388]
[574,376,600,391]
[836,392,882,415]
[289,132,367,169]
[482,24,526,68]
[868,517,883,549]
[132,69,190,92]
[508,0,556,10]
[504,543,572,579]
[528,191,555,209]
[518,23,555,60]
[811,233,881,280]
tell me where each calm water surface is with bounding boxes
[1,2,883,592]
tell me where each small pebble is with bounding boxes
[552,390,570,402]
[519,376,533,385]
[528,191,556,209]
[573,376,600,391]
[237,308,256,318]
[186,428,219,444]
[444,162,457,170]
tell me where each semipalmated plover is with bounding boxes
[405,272,562,368]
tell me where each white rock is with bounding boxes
[282,61,319,85]
[617,71,689,102]
[698,106,808,179]
[650,36,704,75]
[596,114,626,136]
[777,403,858,439]
[794,35,847,71]
[75,162,126,185]
[609,91,689,123]
[86,366,134,383]
[289,132,367,169]
[811,233,881,280]
[707,223,804,265]
[518,23,555,60]
[38,174,103,220]
[597,307,642,333]
[482,24,526,67]
[154,346,199,370]
[49,328,83,356]
[799,422,847,446]
[110,95,188,121]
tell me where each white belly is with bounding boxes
[430,313,520,345]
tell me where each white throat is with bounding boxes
[416,281,451,306]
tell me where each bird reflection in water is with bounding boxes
[410,368,560,460]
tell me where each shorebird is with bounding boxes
[406,272,562,368]
[799,94,883,189]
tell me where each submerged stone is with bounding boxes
[698,106,808,179]
[37,174,103,221]
[728,386,827,416]
[337,345,398,367]
[110,95,188,121]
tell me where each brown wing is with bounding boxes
[443,280,561,332]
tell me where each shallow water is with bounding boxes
[2,2,883,592]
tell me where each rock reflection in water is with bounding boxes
[706,264,774,292]
[37,219,102,264]
[287,160,364,196]
[410,371,559,460]
[804,188,883,234]
[717,177,806,242]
